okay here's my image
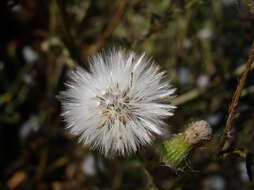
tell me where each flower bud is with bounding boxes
[162,120,212,170]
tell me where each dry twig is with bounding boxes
[82,0,127,57]
[217,41,254,155]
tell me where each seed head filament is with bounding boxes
[96,89,132,125]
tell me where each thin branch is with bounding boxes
[172,62,254,106]
[217,41,254,155]
[54,0,88,69]
[82,0,127,57]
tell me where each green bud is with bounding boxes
[162,120,212,171]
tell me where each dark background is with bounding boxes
[0,0,254,189]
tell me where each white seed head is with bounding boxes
[60,48,176,156]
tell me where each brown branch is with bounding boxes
[217,41,254,155]
[82,0,127,57]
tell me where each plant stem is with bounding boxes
[217,40,254,155]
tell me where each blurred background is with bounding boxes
[1,0,254,189]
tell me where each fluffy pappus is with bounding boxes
[60,48,176,156]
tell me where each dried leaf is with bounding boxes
[7,171,27,189]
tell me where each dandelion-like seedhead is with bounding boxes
[60,48,176,156]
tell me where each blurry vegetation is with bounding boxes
[0,0,254,189]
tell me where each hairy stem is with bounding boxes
[217,40,254,155]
